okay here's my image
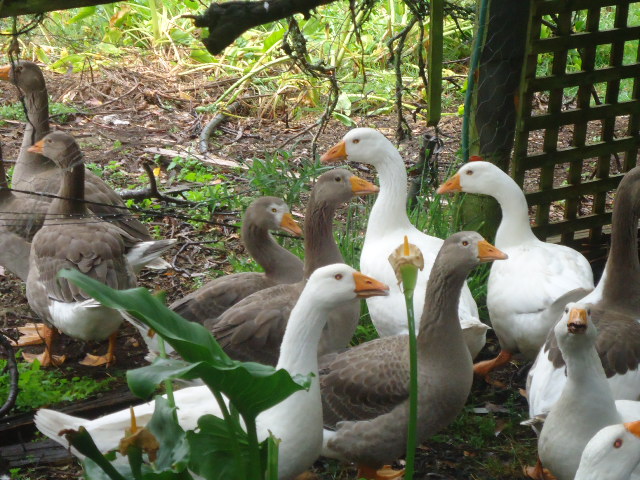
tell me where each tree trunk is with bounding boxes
[461,0,531,240]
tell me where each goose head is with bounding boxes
[554,303,597,352]
[306,263,389,306]
[576,420,640,480]
[247,197,302,236]
[439,231,508,270]
[312,168,379,204]
[320,128,395,167]
[437,160,504,196]
[28,131,82,170]
[0,60,46,92]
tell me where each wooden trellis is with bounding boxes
[512,0,640,245]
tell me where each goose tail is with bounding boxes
[34,409,85,457]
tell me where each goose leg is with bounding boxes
[473,350,513,386]
[12,323,48,346]
[523,457,557,480]
[79,331,117,367]
[22,326,66,367]
[357,465,404,480]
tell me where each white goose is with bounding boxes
[35,263,389,480]
[528,166,640,420]
[321,128,487,358]
[437,160,593,381]
[575,420,640,480]
[536,303,640,480]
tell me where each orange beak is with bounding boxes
[436,173,462,194]
[476,240,508,262]
[0,65,11,81]
[320,140,347,163]
[349,175,379,195]
[279,213,303,236]
[625,420,640,438]
[567,307,588,334]
[27,139,45,154]
[353,272,389,298]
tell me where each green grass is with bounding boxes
[0,357,117,412]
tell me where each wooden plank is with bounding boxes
[0,386,142,446]
[536,10,573,228]
[529,63,640,91]
[591,2,629,241]
[535,0,623,16]
[525,100,640,130]
[525,174,623,204]
[563,6,601,243]
[511,2,540,187]
[0,439,72,467]
[525,136,640,169]
[532,26,640,53]
[532,212,613,238]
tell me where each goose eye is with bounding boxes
[334,274,343,280]
[564,307,569,313]
[271,208,277,213]
[587,308,591,315]
[462,241,469,246]
[352,139,360,144]
[614,438,623,448]
[466,170,474,175]
[335,176,341,182]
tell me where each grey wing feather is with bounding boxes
[320,336,410,426]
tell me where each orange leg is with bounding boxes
[22,325,66,367]
[523,457,557,480]
[473,350,513,387]
[79,331,117,367]
[12,323,48,346]
[357,465,405,480]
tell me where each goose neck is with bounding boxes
[562,338,614,396]
[417,261,468,351]
[601,187,640,310]
[242,222,300,281]
[16,88,52,179]
[303,199,341,278]
[491,175,537,247]
[367,151,413,234]
[49,164,86,217]
[276,287,328,376]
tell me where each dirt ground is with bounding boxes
[0,59,610,479]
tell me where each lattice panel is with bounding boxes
[513,0,640,243]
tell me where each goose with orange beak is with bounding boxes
[437,159,593,385]
[320,232,507,480]
[320,128,488,360]
[534,303,640,480]
[36,264,389,480]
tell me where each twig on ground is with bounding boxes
[118,162,197,205]
[199,100,242,153]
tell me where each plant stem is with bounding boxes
[157,337,176,420]
[402,267,418,480]
[209,388,247,480]
[244,415,264,479]
[148,0,161,42]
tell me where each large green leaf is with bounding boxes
[187,414,257,480]
[59,270,227,365]
[61,270,312,419]
[147,396,191,473]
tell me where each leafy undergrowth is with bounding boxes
[0,357,118,412]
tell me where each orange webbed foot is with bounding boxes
[357,465,405,480]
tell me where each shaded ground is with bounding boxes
[0,60,597,479]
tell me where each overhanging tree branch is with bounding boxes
[0,0,120,18]
[185,0,336,55]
